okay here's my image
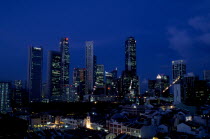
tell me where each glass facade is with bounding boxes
[85,41,94,94]
[172,60,186,81]
[47,51,62,101]
[27,46,43,102]
[73,68,86,101]
[122,37,139,100]
[125,37,136,76]
[0,82,11,113]
[95,64,104,88]
[154,74,170,97]
[60,38,70,97]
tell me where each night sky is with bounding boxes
[1,0,210,92]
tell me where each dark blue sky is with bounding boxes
[1,0,210,91]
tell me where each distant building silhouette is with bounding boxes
[203,70,210,81]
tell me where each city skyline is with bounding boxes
[0,0,210,90]
[0,1,209,138]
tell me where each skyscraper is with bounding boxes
[203,70,210,81]
[105,69,118,95]
[93,55,97,87]
[60,38,70,98]
[13,80,27,107]
[47,51,62,101]
[95,64,104,88]
[172,60,186,81]
[122,37,139,101]
[111,68,118,80]
[85,41,94,94]
[154,74,170,97]
[172,60,186,105]
[73,68,86,101]
[0,81,11,113]
[27,46,43,102]
[125,37,136,75]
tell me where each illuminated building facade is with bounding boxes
[94,64,105,95]
[155,74,170,97]
[47,51,62,101]
[60,38,70,98]
[27,46,43,102]
[93,55,97,87]
[172,60,186,104]
[0,81,11,113]
[85,41,94,94]
[105,69,118,95]
[13,80,28,107]
[172,60,186,81]
[122,37,139,100]
[95,64,104,88]
[73,68,86,100]
[125,37,136,75]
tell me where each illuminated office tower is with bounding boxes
[122,37,139,100]
[60,38,70,98]
[155,74,170,97]
[95,64,104,88]
[93,55,97,87]
[73,68,86,100]
[172,60,186,104]
[27,46,43,102]
[47,51,62,101]
[13,80,27,107]
[105,69,118,95]
[125,37,137,75]
[172,60,186,81]
[0,81,12,113]
[85,41,94,94]
[105,72,113,86]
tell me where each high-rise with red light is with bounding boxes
[60,38,70,100]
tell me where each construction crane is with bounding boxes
[162,76,180,93]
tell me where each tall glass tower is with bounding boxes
[172,60,186,81]
[60,38,70,98]
[125,37,136,75]
[95,64,104,88]
[27,46,43,102]
[0,81,11,113]
[47,51,62,101]
[122,37,139,101]
[85,41,94,94]
[172,60,186,104]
